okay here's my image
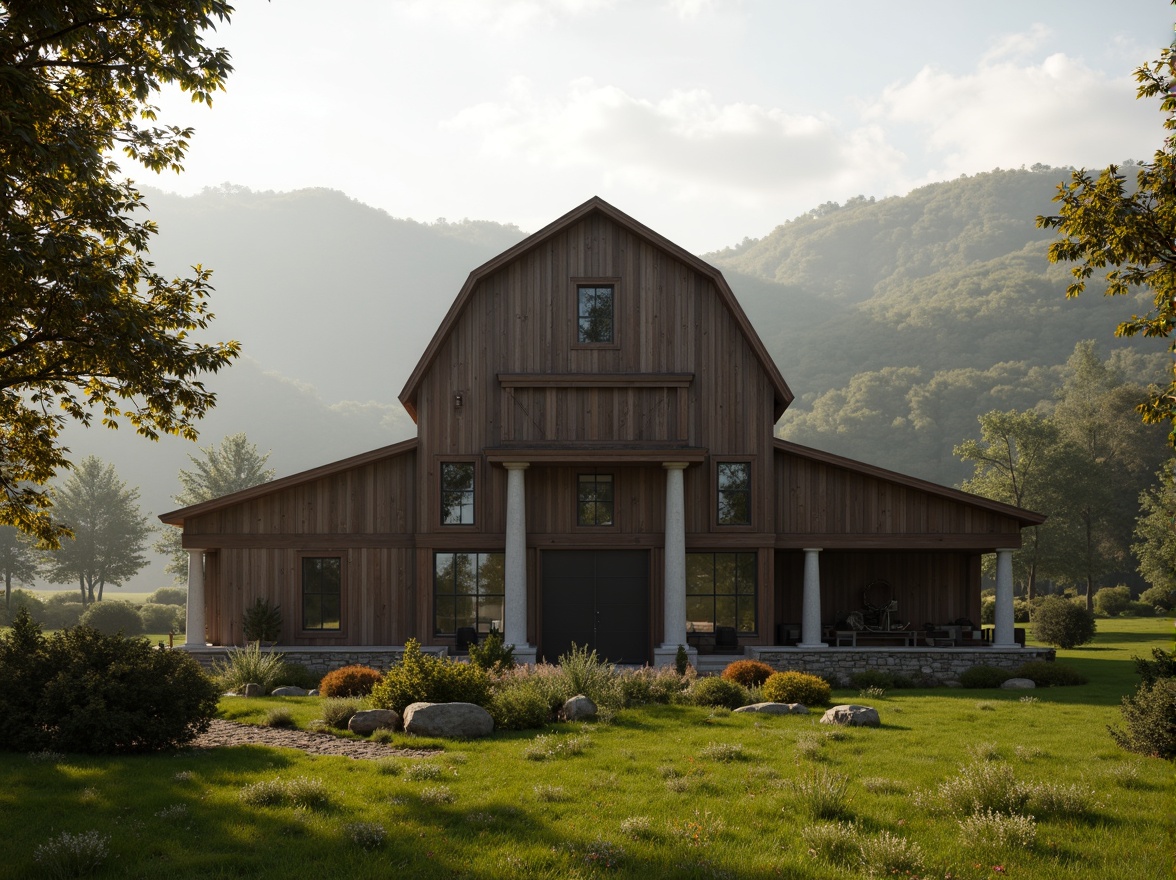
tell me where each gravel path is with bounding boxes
[188,719,436,760]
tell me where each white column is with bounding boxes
[994,548,1017,647]
[184,549,206,648]
[503,463,533,654]
[798,548,827,647]
[660,463,689,650]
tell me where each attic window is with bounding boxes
[576,284,614,344]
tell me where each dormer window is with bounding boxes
[577,284,614,344]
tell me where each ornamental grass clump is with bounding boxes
[345,821,386,850]
[924,760,1027,816]
[789,766,852,819]
[959,665,1010,688]
[212,641,288,694]
[698,741,745,763]
[318,664,382,698]
[958,809,1037,850]
[801,820,859,868]
[557,643,620,708]
[486,674,552,730]
[319,697,364,729]
[262,707,296,728]
[720,659,775,687]
[33,830,110,880]
[762,670,831,706]
[857,829,925,878]
[238,776,329,810]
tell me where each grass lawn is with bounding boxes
[1,618,1171,879]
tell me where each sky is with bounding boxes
[153,0,1174,254]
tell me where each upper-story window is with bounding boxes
[441,462,475,525]
[577,474,614,526]
[716,462,751,525]
[577,284,614,344]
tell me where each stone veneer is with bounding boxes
[182,645,448,674]
[747,646,1055,688]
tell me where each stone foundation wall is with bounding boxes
[182,645,448,675]
[747,646,1056,687]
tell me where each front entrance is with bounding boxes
[541,550,650,664]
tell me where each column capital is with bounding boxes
[802,547,823,554]
[662,461,689,471]
[995,547,1018,554]
[503,461,530,471]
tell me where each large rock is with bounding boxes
[733,702,809,715]
[1000,677,1036,689]
[271,686,309,697]
[403,702,494,738]
[819,704,881,727]
[348,708,401,735]
[560,694,597,722]
[241,683,264,698]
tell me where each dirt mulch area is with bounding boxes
[187,719,436,761]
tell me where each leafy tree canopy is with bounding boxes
[41,456,151,604]
[1134,459,1176,593]
[0,2,240,545]
[1037,11,1176,444]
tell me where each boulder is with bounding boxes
[347,708,401,735]
[271,686,309,697]
[1000,677,1036,689]
[560,694,597,722]
[241,683,264,698]
[733,702,809,715]
[403,702,494,738]
[819,704,881,727]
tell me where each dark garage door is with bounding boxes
[541,550,649,664]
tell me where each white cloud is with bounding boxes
[399,0,616,32]
[444,78,905,205]
[868,49,1161,176]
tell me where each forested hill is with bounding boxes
[706,166,1170,486]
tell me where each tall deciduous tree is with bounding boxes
[0,525,39,611]
[155,433,273,580]
[1134,459,1176,594]
[42,457,151,604]
[1037,12,1176,444]
[954,409,1071,599]
[0,2,240,545]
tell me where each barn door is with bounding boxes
[541,550,649,664]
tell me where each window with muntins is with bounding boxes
[302,556,341,631]
[716,462,751,525]
[441,462,475,525]
[434,552,505,636]
[577,284,614,344]
[577,474,614,526]
[686,552,757,634]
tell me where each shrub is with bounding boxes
[487,677,552,730]
[1032,595,1096,649]
[0,589,44,626]
[616,665,689,707]
[848,669,895,691]
[212,642,289,693]
[138,602,184,634]
[1134,647,1176,686]
[762,670,831,706]
[79,600,144,636]
[721,659,774,687]
[1109,676,1176,760]
[675,643,689,674]
[275,661,319,691]
[959,665,1009,688]
[0,610,219,753]
[320,697,364,729]
[468,631,515,672]
[1012,660,1087,687]
[1093,585,1132,617]
[980,595,995,624]
[928,761,1028,816]
[148,587,187,606]
[688,675,748,709]
[369,639,490,714]
[39,599,85,630]
[1139,584,1176,612]
[1123,600,1156,617]
[1012,597,1032,623]
[319,664,383,697]
[241,597,282,642]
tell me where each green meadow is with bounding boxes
[1,618,1171,880]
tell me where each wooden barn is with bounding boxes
[160,197,1047,678]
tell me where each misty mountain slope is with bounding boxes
[141,186,527,404]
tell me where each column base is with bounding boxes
[653,644,698,669]
[511,645,538,666]
[796,642,829,649]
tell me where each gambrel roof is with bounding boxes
[398,196,794,421]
